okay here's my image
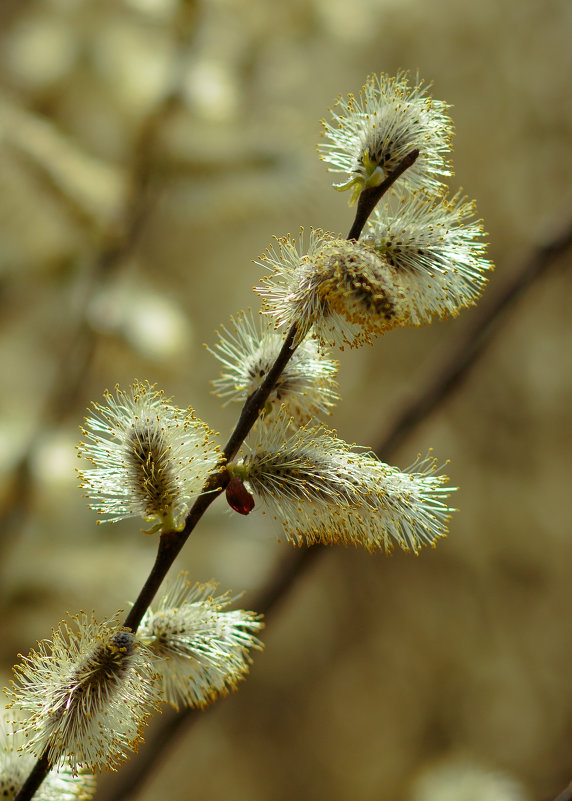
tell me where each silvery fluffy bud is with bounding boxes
[78,381,220,533]
[229,414,456,554]
[0,708,96,800]
[138,574,263,710]
[319,71,453,204]
[6,613,161,773]
[208,310,339,422]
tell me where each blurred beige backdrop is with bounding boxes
[0,0,571,799]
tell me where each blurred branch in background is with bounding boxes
[552,781,572,801]
[96,215,572,801]
[376,216,572,458]
[0,4,196,555]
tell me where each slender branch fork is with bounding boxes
[12,148,420,801]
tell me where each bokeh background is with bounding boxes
[0,0,571,799]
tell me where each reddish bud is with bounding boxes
[226,476,255,515]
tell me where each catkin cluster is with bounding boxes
[4,71,492,801]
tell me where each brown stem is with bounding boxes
[122,481,225,632]
[222,324,299,463]
[13,750,51,801]
[123,324,300,632]
[346,149,419,240]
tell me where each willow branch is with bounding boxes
[120,150,426,634]
[15,148,439,801]
[97,215,572,801]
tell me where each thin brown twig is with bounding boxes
[122,323,300,632]
[550,781,572,801]
[376,217,572,457]
[346,149,419,240]
[95,216,572,801]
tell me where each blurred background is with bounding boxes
[0,0,571,799]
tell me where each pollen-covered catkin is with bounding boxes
[208,309,339,421]
[138,575,263,710]
[319,71,453,204]
[229,414,456,553]
[0,708,96,800]
[361,190,492,323]
[256,229,410,349]
[78,381,220,532]
[6,613,161,773]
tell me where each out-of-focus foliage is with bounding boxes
[0,1,571,800]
